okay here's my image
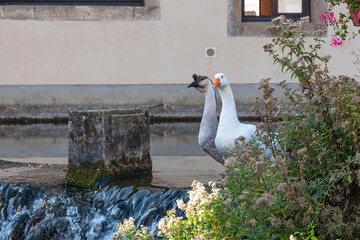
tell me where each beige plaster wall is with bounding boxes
[0,0,359,85]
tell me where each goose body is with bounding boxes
[188,74,225,165]
[212,73,257,159]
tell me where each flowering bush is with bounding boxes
[113,16,360,240]
[260,15,360,239]
[113,181,227,240]
[320,0,360,46]
[113,217,152,240]
[157,180,225,239]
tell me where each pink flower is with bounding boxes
[331,36,344,47]
[355,11,360,21]
[319,11,346,23]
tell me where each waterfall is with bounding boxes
[0,183,188,240]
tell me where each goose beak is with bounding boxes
[187,80,199,88]
[212,78,221,88]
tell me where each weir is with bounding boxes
[67,109,152,187]
[0,183,188,239]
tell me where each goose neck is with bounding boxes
[218,85,239,122]
[202,88,218,123]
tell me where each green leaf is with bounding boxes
[348,175,352,183]
[303,56,312,63]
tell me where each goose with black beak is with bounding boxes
[188,74,224,165]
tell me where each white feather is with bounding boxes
[214,73,258,160]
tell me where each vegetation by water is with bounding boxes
[114,16,360,240]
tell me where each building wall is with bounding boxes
[0,0,358,119]
[0,0,358,86]
[0,84,296,120]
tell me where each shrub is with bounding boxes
[257,15,360,239]
[113,16,360,240]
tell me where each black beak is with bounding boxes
[188,74,199,88]
[188,80,198,88]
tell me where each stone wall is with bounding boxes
[0,0,160,21]
[0,83,298,121]
[0,0,358,86]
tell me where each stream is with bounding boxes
[0,123,213,239]
[0,182,188,240]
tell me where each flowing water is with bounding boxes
[0,123,219,239]
[0,182,188,240]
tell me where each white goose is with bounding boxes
[188,74,225,165]
[212,73,257,160]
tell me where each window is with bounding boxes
[0,0,144,6]
[242,0,310,22]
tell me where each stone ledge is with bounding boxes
[134,0,160,21]
[0,0,160,21]
[34,5,134,21]
[0,83,299,119]
[3,5,35,20]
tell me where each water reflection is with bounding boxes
[0,123,222,239]
[151,123,204,156]
[0,123,205,158]
[0,123,224,189]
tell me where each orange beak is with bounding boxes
[212,78,221,88]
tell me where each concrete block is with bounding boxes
[67,109,151,187]
[68,110,105,168]
[4,5,35,20]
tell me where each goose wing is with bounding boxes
[200,139,225,165]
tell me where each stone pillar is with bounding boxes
[67,109,151,187]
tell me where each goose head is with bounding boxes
[188,74,213,93]
[212,73,229,89]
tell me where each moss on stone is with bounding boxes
[106,155,152,176]
[66,152,152,188]
[66,161,109,188]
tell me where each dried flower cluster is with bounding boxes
[113,217,150,240]
[353,49,360,80]
[113,181,224,240]
[261,15,360,239]
[157,180,222,239]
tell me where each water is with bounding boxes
[0,182,188,240]
[0,123,218,239]
[0,123,224,189]
[0,123,205,158]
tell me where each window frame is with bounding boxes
[0,0,144,6]
[242,0,310,22]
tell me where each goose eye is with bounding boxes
[221,76,223,78]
